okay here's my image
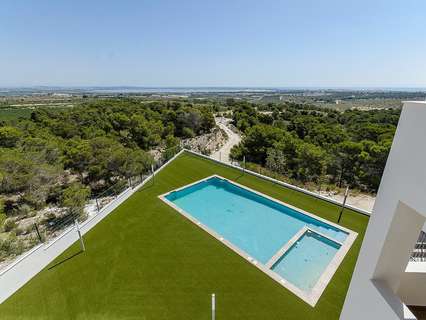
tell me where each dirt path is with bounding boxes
[211,117,242,163]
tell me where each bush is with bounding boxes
[15,239,24,255]
[0,213,6,227]
[200,147,211,156]
[12,204,32,217]
[15,226,24,236]
[3,218,16,232]
[61,182,90,218]
[182,127,195,138]
[0,238,12,253]
[22,187,49,210]
[24,224,34,235]
[0,234,26,259]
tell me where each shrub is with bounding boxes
[15,226,24,236]
[15,239,24,255]
[61,182,90,218]
[0,238,12,253]
[200,147,211,156]
[3,218,16,232]
[13,204,32,217]
[182,127,195,138]
[24,224,34,235]
[0,213,6,227]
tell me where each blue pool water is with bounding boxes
[165,176,347,291]
[271,231,341,291]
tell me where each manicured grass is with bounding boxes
[0,152,369,319]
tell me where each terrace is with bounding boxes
[0,151,369,319]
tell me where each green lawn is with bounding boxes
[0,152,369,319]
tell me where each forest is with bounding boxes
[229,101,400,192]
[0,99,215,261]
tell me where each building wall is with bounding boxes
[341,101,426,320]
[398,262,426,306]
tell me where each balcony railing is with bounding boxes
[411,231,426,262]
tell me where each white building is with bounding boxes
[341,101,426,320]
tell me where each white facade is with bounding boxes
[341,101,426,320]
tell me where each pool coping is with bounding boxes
[158,174,358,307]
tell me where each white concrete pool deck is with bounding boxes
[159,174,357,306]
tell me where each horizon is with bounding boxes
[2,85,426,91]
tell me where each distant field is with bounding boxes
[0,108,32,121]
[0,105,73,121]
[256,95,405,110]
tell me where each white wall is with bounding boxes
[341,101,426,320]
[398,262,426,306]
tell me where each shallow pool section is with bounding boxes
[271,230,341,292]
[160,175,356,306]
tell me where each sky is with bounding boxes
[1,0,426,88]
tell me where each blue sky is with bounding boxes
[1,0,425,87]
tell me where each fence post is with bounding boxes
[337,186,349,224]
[33,223,43,243]
[211,293,215,320]
[243,156,246,175]
[95,197,100,212]
[151,164,155,185]
[74,219,86,252]
[128,177,132,189]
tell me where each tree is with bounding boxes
[238,125,285,164]
[182,127,195,138]
[332,141,363,188]
[266,149,288,175]
[61,182,90,218]
[295,143,329,183]
[22,163,62,209]
[199,108,215,133]
[123,149,154,177]
[176,108,203,135]
[0,149,35,194]
[129,115,163,149]
[64,139,92,180]
[0,126,22,148]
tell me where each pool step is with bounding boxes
[265,227,309,269]
[265,226,344,269]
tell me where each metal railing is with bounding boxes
[38,144,182,245]
[411,231,426,262]
[0,145,182,270]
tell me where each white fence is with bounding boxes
[0,149,184,304]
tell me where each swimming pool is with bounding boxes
[160,175,357,306]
